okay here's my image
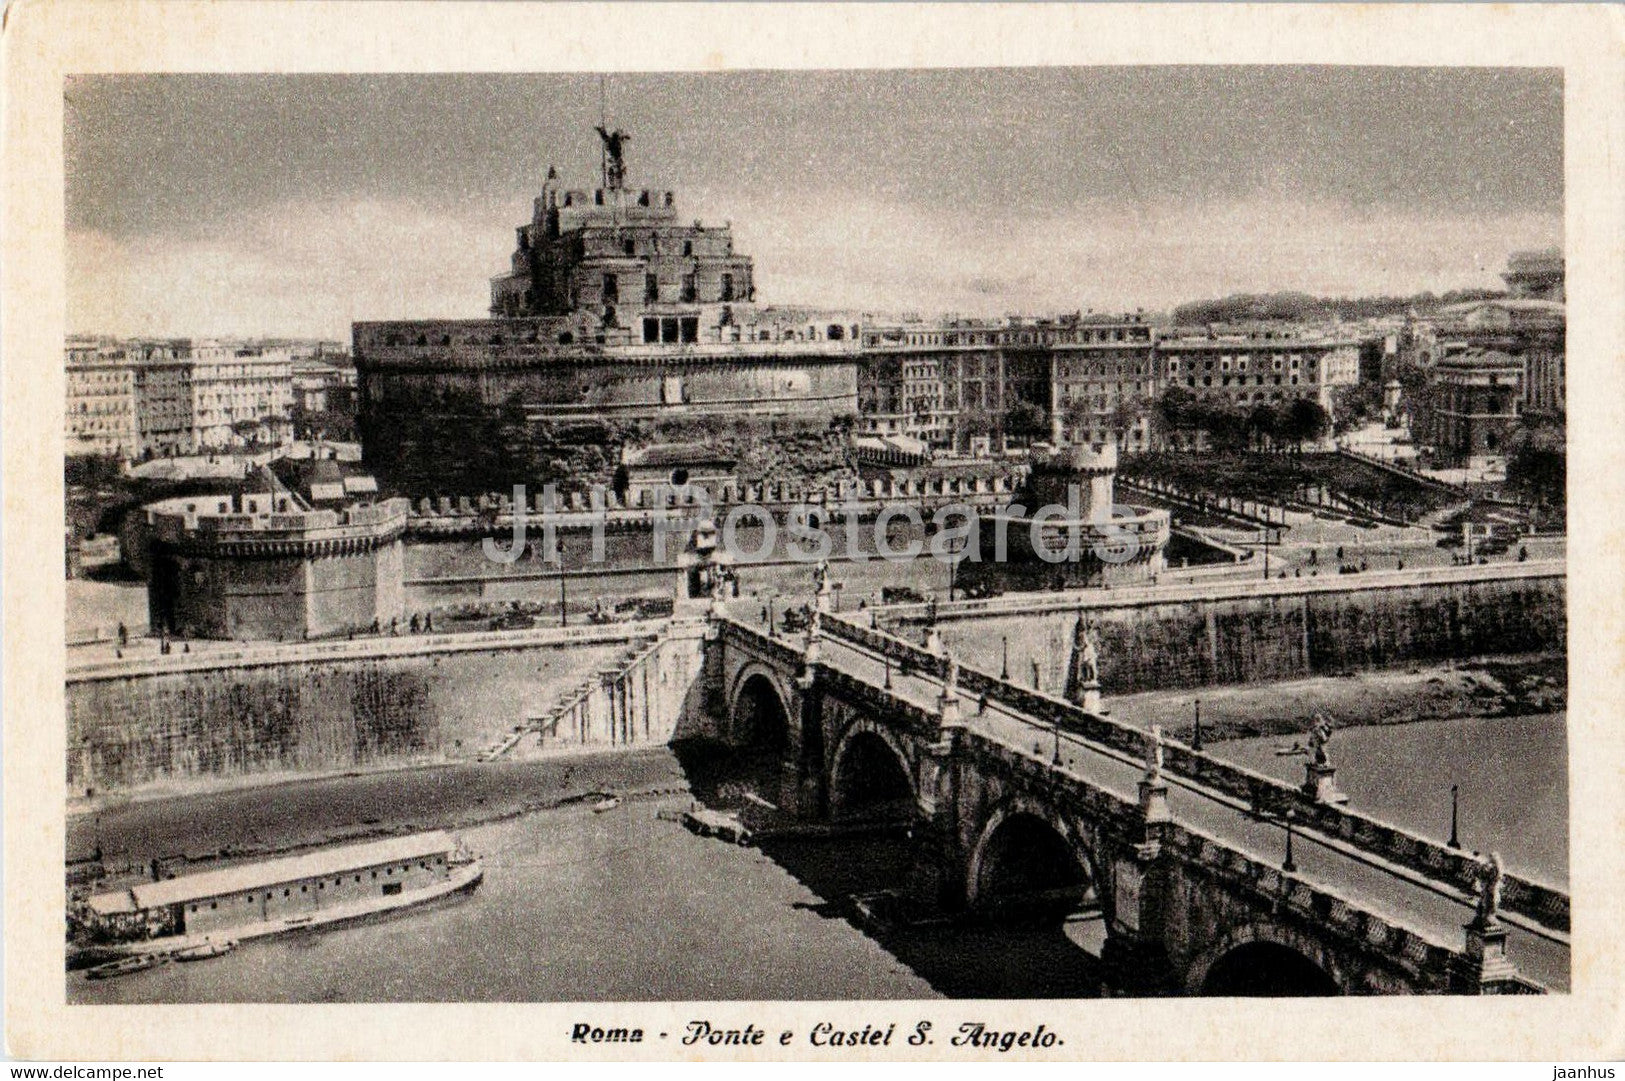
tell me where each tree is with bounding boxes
[1111,395,1149,446]
[1506,425,1566,506]
[1282,398,1330,450]
[1062,397,1095,442]
[1247,402,1281,449]
[1003,400,1049,442]
[1155,385,1197,434]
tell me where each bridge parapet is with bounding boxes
[952,724,1495,993]
[716,615,807,671]
[816,611,1569,935]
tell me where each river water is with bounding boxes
[69,714,1565,1003]
[1210,713,1567,886]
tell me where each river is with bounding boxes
[68,714,1565,1003]
[1209,713,1567,886]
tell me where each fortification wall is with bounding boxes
[932,575,1566,697]
[67,639,628,794]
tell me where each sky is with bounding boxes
[65,67,1563,340]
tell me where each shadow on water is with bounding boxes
[670,739,1105,999]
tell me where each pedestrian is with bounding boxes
[116,622,128,648]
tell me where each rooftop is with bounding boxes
[89,831,457,915]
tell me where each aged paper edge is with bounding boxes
[5,0,1624,1062]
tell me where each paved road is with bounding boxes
[732,608,1568,991]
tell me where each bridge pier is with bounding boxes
[906,720,968,913]
[1451,918,1522,994]
[790,667,827,818]
[1102,769,1180,995]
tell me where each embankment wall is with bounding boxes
[928,574,1565,697]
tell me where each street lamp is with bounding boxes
[1448,784,1461,849]
[1282,809,1298,874]
[1191,698,1203,752]
[558,545,569,628]
[1001,635,1010,681]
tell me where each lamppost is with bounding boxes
[884,654,893,690]
[1282,809,1298,874]
[945,535,967,602]
[1191,698,1203,752]
[558,544,569,628]
[1000,635,1010,681]
[1448,784,1461,849]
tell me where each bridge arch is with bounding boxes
[827,719,916,823]
[965,797,1098,922]
[1186,923,1345,997]
[728,665,792,754]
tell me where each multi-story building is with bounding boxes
[1426,298,1565,419]
[1153,328,1360,415]
[1427,349,1524,466]
[858,314,1157,452]
[1050,316,1158,451]
[188,345,294,450]
[63,339,297,458]
[65,342,140,457]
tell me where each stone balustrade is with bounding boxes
[813,610,1568,934]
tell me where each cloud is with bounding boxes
[68,196,515,339]
[706,189,1563,317]
[68,189,1563,339]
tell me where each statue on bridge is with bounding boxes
[1474,851,1505,925]
[1065,615,1102,713]
[1145,724,1165,780]
[1293,713,1348,804]
[1075,618,1099,685]
[1308,713,1334,767]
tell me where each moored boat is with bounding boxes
[174,939,237,962]
[82,831,483,955]
[86,952,166,980]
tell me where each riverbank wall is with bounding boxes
[67,622,710,797]
[918,568,1565,698]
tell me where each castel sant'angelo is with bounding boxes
[352,125,866,492]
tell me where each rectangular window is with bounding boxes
[646,274,659,303]
[643,317,660,344]
[680,274,697,303]
[661,317,680,344]
[680,317,699,343]
[720,273,734,302]
[602,274,618,304]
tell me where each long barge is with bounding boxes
[82,830,482,957]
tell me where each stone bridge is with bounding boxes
[710,605,1567,996]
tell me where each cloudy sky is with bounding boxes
[66,67,1562,339]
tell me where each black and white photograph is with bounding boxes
[10,1,1625,1064]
